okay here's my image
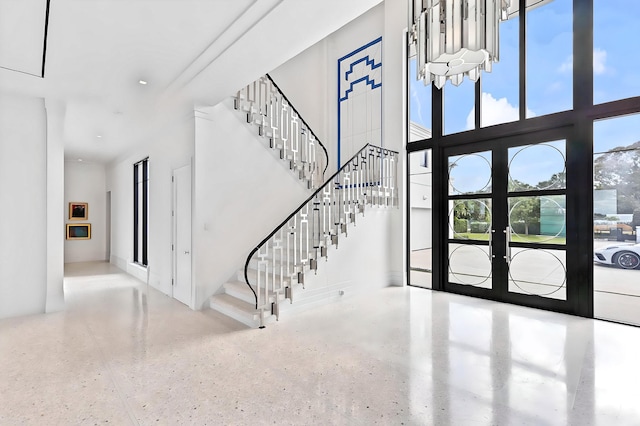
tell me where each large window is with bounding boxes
[408,57,432,142]
[593,114,640,325]
[481,15,519,127]
[526,0,573,117]
[409,149,432,288]
[406,0,640,323]
[594,0,640,104]
[133,158,149,267]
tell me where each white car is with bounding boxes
[594,243,640,269]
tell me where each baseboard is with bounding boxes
[127,262,148,283]
[388,270,405,286]
[110,255,127,271]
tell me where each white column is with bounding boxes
[0,94,48,319]
[45,100,66,313]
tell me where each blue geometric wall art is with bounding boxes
[338,37,382,169]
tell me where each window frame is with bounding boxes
[133,157,149,267]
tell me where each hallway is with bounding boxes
[1,262,640,425]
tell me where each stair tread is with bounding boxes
[225,280,254,292]
[211,293,256,313]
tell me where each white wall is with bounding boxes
[0,94,48,319]
[286,208,392,311]
[270,0,408,285]
[193,100,310,309]
[270,3,385,174]
[106,107,195,296]
[64,162,107,263]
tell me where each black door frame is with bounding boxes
[441,127,579,314]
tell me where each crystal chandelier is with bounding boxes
[409,0,512,89]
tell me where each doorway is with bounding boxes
[442,130,571,312]
[172,164,192,307]
[106,191,111,262]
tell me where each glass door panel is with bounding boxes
[507,141,567,302]
[448,244,493,289]
[507,247,567,300]
[448,152,492,196]
[508,141,566,191]
[508,195,566,245]
[447,151,493,290]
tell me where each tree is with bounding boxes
[536,172,566,190]
[510,197,540,235]
[594,141,640,215]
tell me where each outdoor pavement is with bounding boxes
[411,241,640,326]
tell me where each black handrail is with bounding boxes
[265,73,329,176]
[243,143,399,308]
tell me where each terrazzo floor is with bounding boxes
[2,261,640,425]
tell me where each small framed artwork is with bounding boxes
[66,223,91,240]
[69,202,88,220]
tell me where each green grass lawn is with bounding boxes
[454,233,566,245]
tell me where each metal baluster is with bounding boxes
[299,204,310,268]
[343,168,352,227]
[309,134,317,188]
[280,101,290,158]
[273,230,283,296]
[257,242,269,310]
[290,111,299,171]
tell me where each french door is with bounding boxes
[443,130,573,311]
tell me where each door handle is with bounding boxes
[184,250,190,254]
[503,226,511,265]
[489,229,495,259]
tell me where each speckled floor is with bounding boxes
[2,261,640,425]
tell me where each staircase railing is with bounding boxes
[234,74,329,189]
[243,143,399,326]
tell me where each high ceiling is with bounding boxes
[0,0,382,163]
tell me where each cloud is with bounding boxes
[410,85,424,124]
[593,48,607,75]
[466,93,535,129]
[558,48,608,75]
[558,56,573,74]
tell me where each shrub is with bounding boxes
[454,218,468,234]
[470,221,490,233]
[511,221,540,235]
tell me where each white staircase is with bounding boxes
[209,143,399,328]
[210,230,344,328]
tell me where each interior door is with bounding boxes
[444,133,569,311]
[173,164,192,307]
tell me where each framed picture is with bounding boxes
[69,202,88,220]
[66,223,91,240]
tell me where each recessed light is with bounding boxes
[78,158,83,162]
[139,80,148,85]
[96,135,102,138]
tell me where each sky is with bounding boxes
[409,0,640,144]
[448,139,566,196]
